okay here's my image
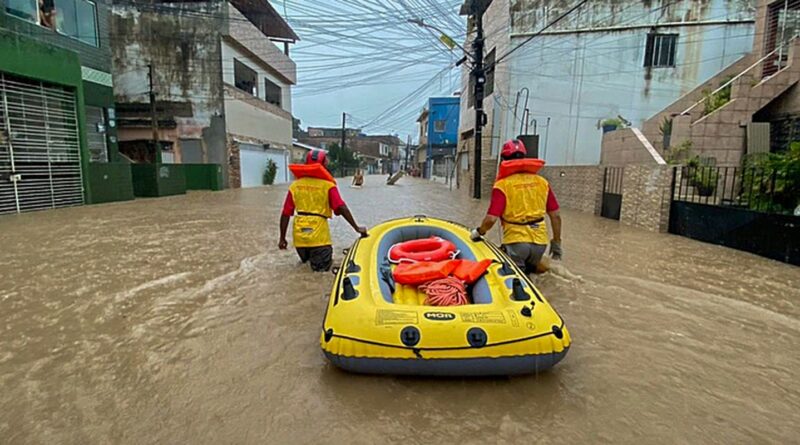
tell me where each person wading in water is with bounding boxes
[279,150,367,271]
[470,139,563,274]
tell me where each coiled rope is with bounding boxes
[420,277,469,306]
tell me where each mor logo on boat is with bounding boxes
[424,312,456,321]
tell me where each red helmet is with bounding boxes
[501,139,526,159]
[306,149,328,166]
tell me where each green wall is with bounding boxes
[131,164,187,198]
[87,163,134,204]
[0,31,92,203]
[185,164,224,191]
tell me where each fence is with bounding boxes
[670,165,799,265]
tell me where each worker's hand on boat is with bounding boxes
[550,240,563,261]
[470,228,483,241]
[278,238,288,250]
[356,226,369,238]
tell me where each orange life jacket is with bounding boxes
[451,259,493,284]
[289,163,336,183]
[393,261,459,286]
[496,158,545,181]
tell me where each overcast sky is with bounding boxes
[281,0,465,141]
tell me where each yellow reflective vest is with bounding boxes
[494,173,550,245]
[289,177,335,247]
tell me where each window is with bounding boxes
[75,0,98,46]
[379,143,389,156]
[434,120,446,132]
[6,0,98,45]
[265,78,282,107]
[644,33,678,68]
[485,48,496,96]
[6,0,38,24]
[234,59,258,96]
[58,0,99,45]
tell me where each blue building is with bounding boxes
[416,97,460,179]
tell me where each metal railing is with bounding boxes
[673,165,798,215]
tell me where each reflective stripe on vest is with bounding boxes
[289,177,335,247]
[494,173,550,245]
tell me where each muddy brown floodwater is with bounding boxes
[1,175,799,444]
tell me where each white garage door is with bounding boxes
[239,144,289,188]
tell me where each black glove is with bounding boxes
[550,241,563,261]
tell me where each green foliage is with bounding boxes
[601,118,624,129]
[263,159,278,185]
[702,76,734,116]
[666,140,693,165]
[740,142,800,213]
[326,142,360,177]
[659,116,673,136]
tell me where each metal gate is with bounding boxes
[601,167,623,220]
[0,73,83,215]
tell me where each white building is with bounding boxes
[459,0,756,169]
[222,0,298,187]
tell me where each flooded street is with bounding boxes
[1,175,798,444]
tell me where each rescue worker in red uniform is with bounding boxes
[279,150,367,271]
[470,139,563,273]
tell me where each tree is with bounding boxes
[326,142,359,176]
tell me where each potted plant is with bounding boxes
[263,159,278,185]
[601,118,623,134]
[693,166,719,197]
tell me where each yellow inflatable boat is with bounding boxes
[321,216,570,376]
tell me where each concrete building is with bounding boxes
[111,0,298,189]
[457,0,757,196]
[222,0,298,188]
[417,97,460,179]
[1,0,132,215]
[297,130,403,174]
[603,0,800,167]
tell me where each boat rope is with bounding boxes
[420,277,469,306]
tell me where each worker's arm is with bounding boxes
[478,215,498,236]
[546,187,563,259]
[337,205,368,237]
[471,188,504,240]
[278,192,293,250]
[330,187,367,236]
[279,215,290,249]
[548,210,562,243]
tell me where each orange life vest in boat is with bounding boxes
[495,158,545,181]
[393,259,492,286]
[451,259,493,284]
[289,163,336,183]
[393,261,459,286]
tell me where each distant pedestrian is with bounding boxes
[352,169,364,187]
[279,150,367,272]
[470,139,563,274]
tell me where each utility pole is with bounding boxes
[404,135,411,172]
[148,64,161,163]
[340,112,346,177]
[461,0,491,199]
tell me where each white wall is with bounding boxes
[503,23,754,165]
[221,39,292,114]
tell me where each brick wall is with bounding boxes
[601,128,661,165]
[620,165,674,232]
[539,166,603,215]
[228,136,241,189]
